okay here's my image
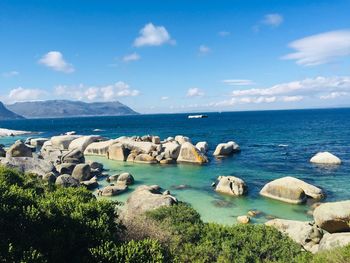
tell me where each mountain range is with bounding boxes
[0,100,138,120]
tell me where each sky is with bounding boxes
[1,0,350,113]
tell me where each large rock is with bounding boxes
[313,201,350,233]
[6,141,33,158]
[118,139,157,154]
[55,174,79,187]
[134,154,157,164]
[260,176,324,204]
[121,185,177,221]
[310,152,342,165]
[213,141,240,156]
[80,176,99,190]
[108,143,130,161]
[40,141,63,164]
[0,156,54,177]
[318,233,350,252]
[162,142,181,159]
[116,172,134,185]
[56,163,76,175]
[84,140,117,156]
[175,135,191,145]
[177,142,208,164]
[72,164,91,182]
[29,138,49,149]
[68,135,103,152]
[195,141,208,153]
[266,219,322,253]
[215,176,247,196]
[0,145,6,157]
[51,135,80,150]
[101,184,128,196]
[61,149,85,164]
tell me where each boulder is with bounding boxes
[215,176,247,196]
[51,135,80,150]
[108,143,130,161]
[68,135,103,152]
[61,149,85,164]
[175,135,191,145]
[118,139,157,154]
[101,184,128,196]
[116,172,134,185]
[42,172,57,183]
[6,141,33,158]
[177,142,208,164]
[55,174,79,187]
[80,176,99,190]
[265,219,323,253]
[310,152,342,165]
[152,136,160,144]
[160,158,176,164]
[121,185,177,221]
[313,201,350,233]
[260,176,324,204]
[134,154,157,164]
[318,233,350,252]
[72,164,91,182]
[0,156,54,177]
[213,141,240,156]
[237,215,250,224]
[195,141,208,153]
[84,140,118,156]
[162,142,181,159]
[56,163,76,175]
[40,141,63,164]
[126,153,137,162]
[29,138,49,149]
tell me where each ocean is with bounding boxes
[1,108,349,224]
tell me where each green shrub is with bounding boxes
[311,244,350,263]
[90,239,165,263]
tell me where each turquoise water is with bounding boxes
[1,108,350,224]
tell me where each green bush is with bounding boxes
[89,239,165,263]
[0,166,121,262]
[311,244,350,263]
[146,203,311,263]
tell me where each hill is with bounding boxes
[0,101,24,120]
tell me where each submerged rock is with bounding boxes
[213,141,240,156]
[237,215,250,224]
[313,200,350,233]
[215,176,247,196]
[310,152,342,165]
[260,176,324,204]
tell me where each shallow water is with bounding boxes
[1,108,350,224]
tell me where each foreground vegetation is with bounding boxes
[0,166,349,262]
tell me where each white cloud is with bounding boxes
[199,45,210,54]
[134,23,174,47]
[2,71,19,77]
[222,79,255,86]
[187,88,204,97]
[282,30,350,66]
[161,96,169,100]
[218,31,230,37]
[39,51,74,73]
[55,81,140,101]
[281,96,304,102]
[320,92,348,100]
[123,53,141,62]
[262,14,284,27]
[5,87,47,103]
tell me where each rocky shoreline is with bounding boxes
[0,132,348,254]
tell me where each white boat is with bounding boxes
[188,114,208,119]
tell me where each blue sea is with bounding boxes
[1,108,349,224]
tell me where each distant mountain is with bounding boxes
[0,101,24,120]
[7,100,139,119]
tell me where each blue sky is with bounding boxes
[1,0,350,113]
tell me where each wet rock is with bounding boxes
[310,152,342,165]
[260,176,324,204]
[248,210,261,217]
[215,176,247,196]
[159,158,176,164]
